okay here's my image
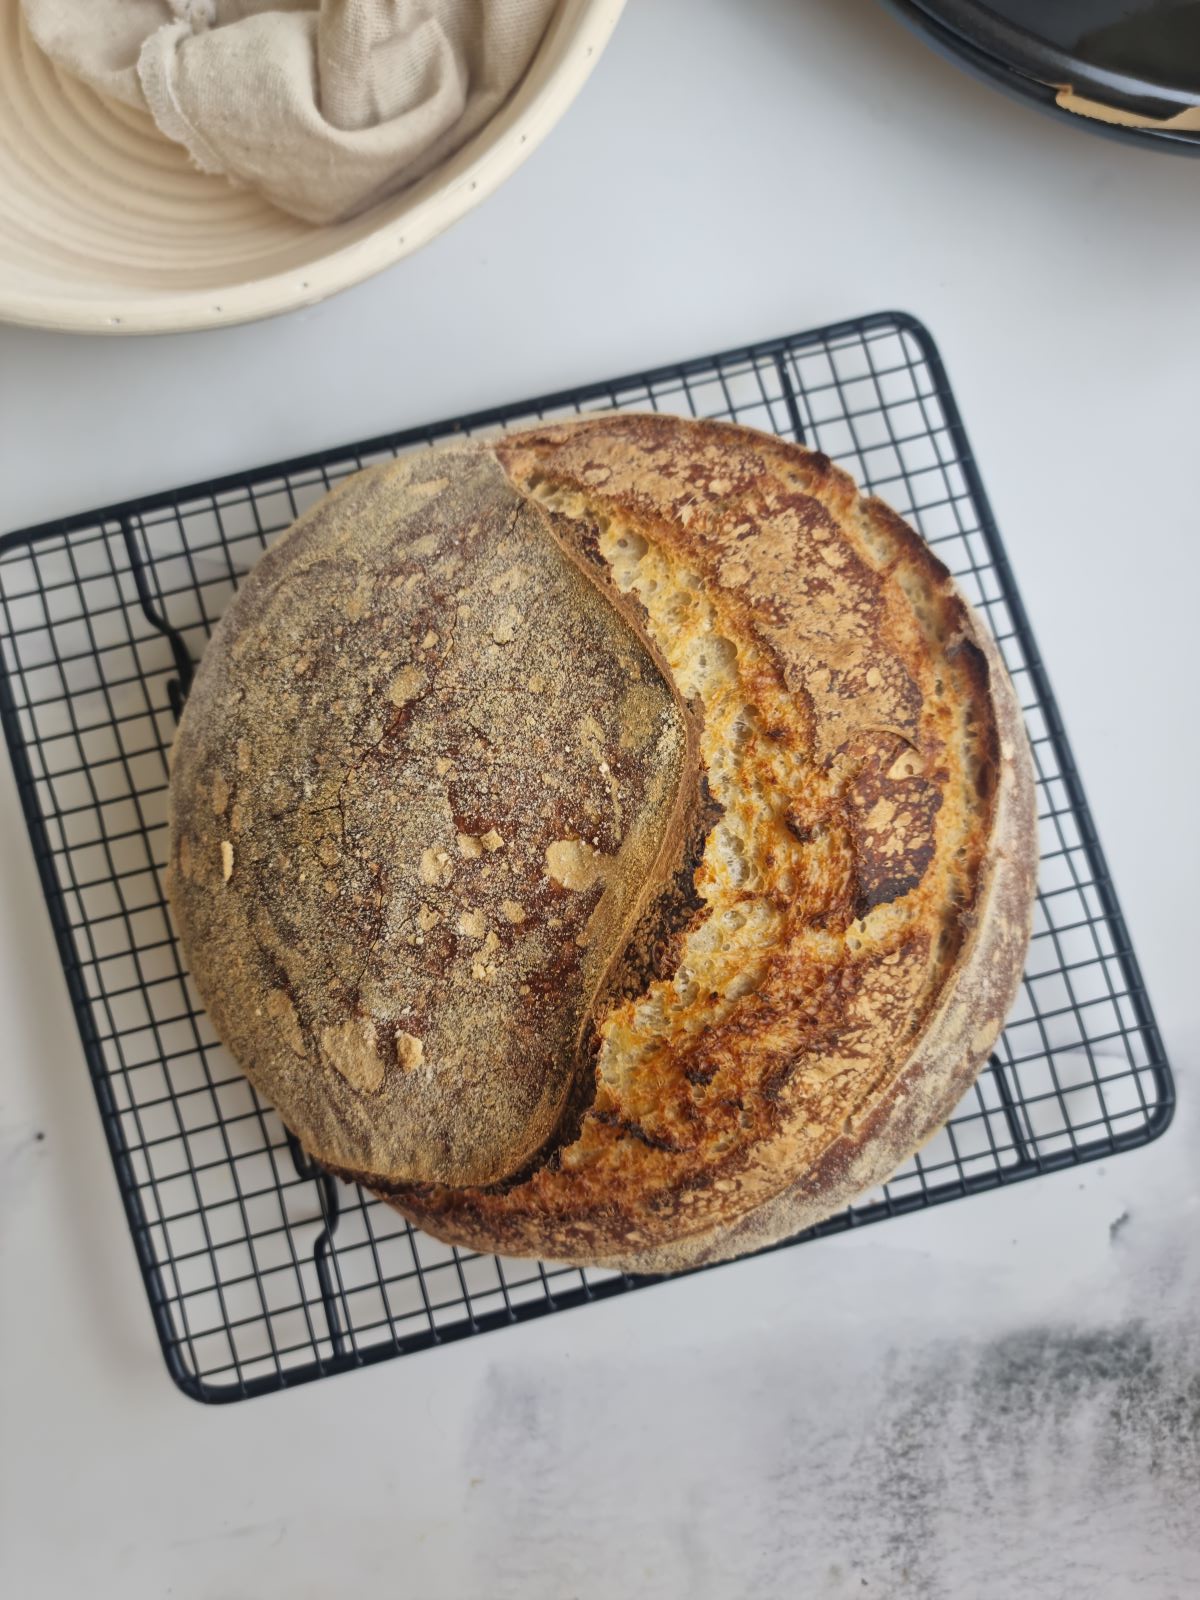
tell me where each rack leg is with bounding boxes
[285,1132,346,1360]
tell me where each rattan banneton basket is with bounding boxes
[0,0,625,335]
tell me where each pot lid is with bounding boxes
[910,1,1200,125]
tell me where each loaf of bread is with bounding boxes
[166,415,1037,1270]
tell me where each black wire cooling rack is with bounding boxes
[0,312,1174,1403]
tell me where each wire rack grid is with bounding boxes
[0,311,1173,1403]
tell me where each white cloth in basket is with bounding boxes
[22,0,560,224]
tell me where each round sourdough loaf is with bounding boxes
[166,415,1037,1270]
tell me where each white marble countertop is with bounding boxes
[2,3,1198,1595]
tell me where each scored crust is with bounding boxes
[166,414,1037,1271]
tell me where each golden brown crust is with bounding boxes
[377,416,1037,1264]
[167,415,1037,1267]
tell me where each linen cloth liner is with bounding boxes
[21,0,561,224]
